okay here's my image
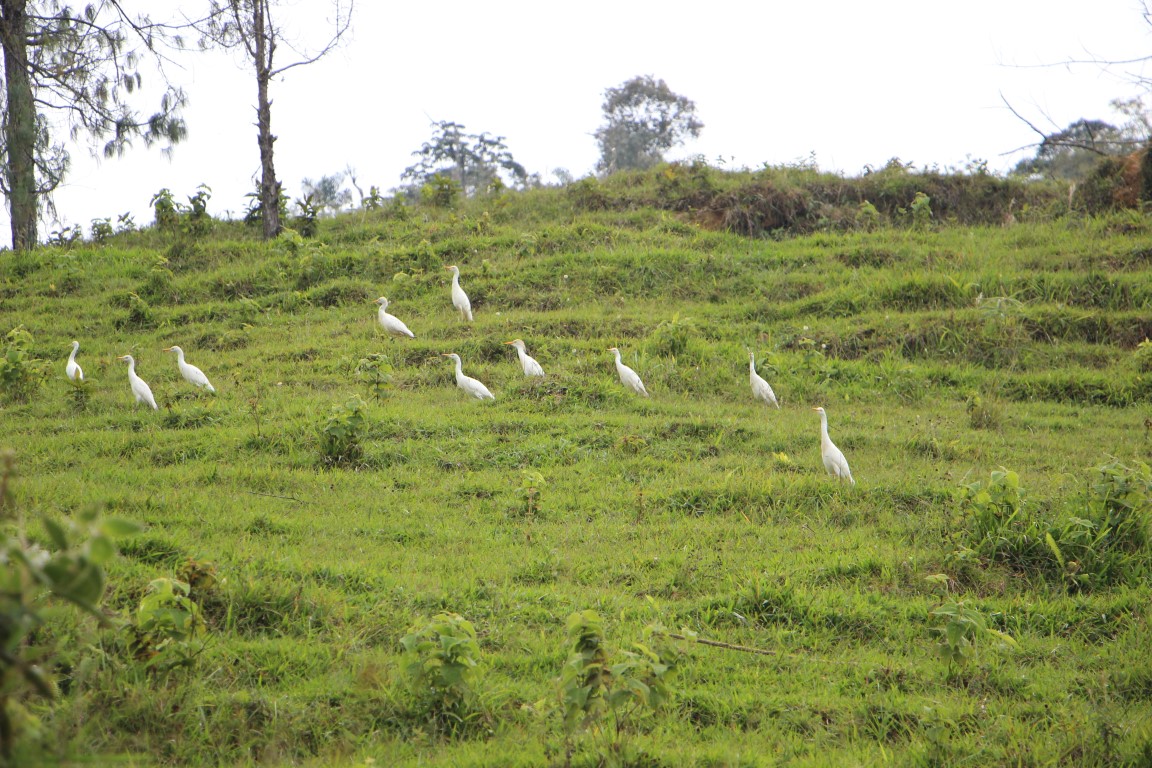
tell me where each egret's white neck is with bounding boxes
[819,412,830,440]
[69,344,79,362]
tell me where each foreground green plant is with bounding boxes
[399,612,485,735]
[0,452,138,764]
[558,610,684,768]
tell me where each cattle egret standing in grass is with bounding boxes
[813,406,854,484]
[445,265,473,321]
[609,347,649,397]
[505,339,544,377]
[749,351,779,409]
[118,355,158,410]
[163,346,216,392]
[442,353,494,400]
[66,340,83,382]
[374,297,416,339]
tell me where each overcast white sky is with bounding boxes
[27,0,1152,236]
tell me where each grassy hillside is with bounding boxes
[2,183,1152,767]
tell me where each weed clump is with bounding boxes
[965,392,1003,430]
[951,463,1152,591]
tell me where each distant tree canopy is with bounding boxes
[1012,98,1151,181]
[595,75,703,175]
[402,120,528,197]
[301,172,352,215]
[1013,119,1127,180]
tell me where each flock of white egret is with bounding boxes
[65,263,854,484]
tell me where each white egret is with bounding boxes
[118,355,158,410]
[163,345,216,392]
[444,265,473,321]
[442,353,494,400]
[749,351,779,408]
[812,406,854,484]
[608,347,649,397]
[373,297,416,339]
[504,339,545,377]
[66,340,83,382]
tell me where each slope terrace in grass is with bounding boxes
[1,183,1151,766]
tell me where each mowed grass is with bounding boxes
[2,193,1152,766]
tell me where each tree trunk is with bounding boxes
[1,0,38,250]
[253,0,281,239]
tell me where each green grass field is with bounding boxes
[2,187,1151,766]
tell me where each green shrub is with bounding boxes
[151,187,179,229]
[183,184,213,236]
[0,326,43,403]
[123,292,153,329]
[318,395,367,467]
[421,174,460,208]
[89,217,114,243]
[294,193,320,238]
[649,313,699,359]
[910,191,933,229]
[399,612,484,734]
[855,200,881,231]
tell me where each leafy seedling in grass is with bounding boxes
[128,577,206,675]
[517,469,545,519]
[399,612,486,736]
[319,395,367,467]
[558,610,684,768]
[356,354,392,403]
[928,601,1016,677]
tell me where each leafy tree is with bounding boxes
[301,172,352,215]
[0,2,188,250]
[1011,118,1128,180]
[594,75,703,174]
[401,120,528,198]
[196,0,352,239]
